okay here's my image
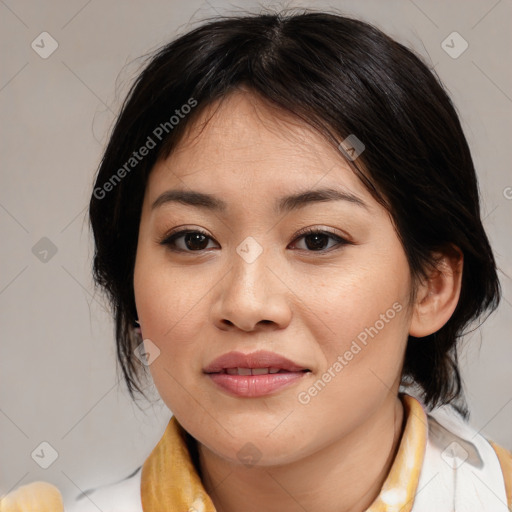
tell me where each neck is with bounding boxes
[198,393,405,512]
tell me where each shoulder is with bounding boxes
[64,467,142,512]
[411,399,511,511]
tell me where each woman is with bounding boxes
[3,9,510,512]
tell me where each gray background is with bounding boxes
[1,0,511,503]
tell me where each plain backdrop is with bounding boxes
[1,0,511,503]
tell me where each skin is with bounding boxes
[133,88,462,512]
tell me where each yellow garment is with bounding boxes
[141,410,217,511]
[2,394,510,511]
[141,394,424,511]
[140,393,512,511]
[491,441,512,510]
[0,481,63,512]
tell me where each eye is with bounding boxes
[160,229,219,252]
[159,227,350,253]
[290,227,349,252]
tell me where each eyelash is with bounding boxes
[159,226,350,254]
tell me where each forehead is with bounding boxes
[146,90,370,204]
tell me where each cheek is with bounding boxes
[133,245,209,409]
[304,246,412,394]
[134,278,201,363]
[307,299,409,397]
[294,302,410,443]
[315,252,411,341]
[134,242,201,339]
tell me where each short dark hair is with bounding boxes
[89,9,500,414]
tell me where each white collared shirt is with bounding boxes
[64,401,510,512]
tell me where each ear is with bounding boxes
[409,245,463,337]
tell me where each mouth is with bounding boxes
[203,350,311,397]
[203,350,310,374]
[212,367,309,375]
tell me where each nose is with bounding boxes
[210,244,292,333]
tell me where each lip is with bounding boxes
[203,350,309,373]
[203,350,311,398]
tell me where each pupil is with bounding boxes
[183,233,328,251]
[186,233,208,250]
[306,233,327,251]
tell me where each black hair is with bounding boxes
[89,9,500,415]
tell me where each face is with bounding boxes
[133,89,415,466]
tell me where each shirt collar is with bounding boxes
[140,393,428,512]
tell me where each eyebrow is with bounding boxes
[151,187,367,214]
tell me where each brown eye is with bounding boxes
[160,227,349,254]
[160,230,218,252]
[291,228,348,252]
[302,232,332,251]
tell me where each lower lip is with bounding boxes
[206,372,308,397]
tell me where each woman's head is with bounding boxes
[89,10,500,440]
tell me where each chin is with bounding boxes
[190,421,314,468]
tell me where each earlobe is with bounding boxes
[409,247,463,338]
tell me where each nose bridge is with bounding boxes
[213,235,290,331]
[230,235,273,301]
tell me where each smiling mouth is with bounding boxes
[213,367,311,375]
[203,350,312,396]
[205,366,311,398]
[203,350,311,374]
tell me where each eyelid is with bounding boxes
[159,226,214,247]
[159,225,352,253]
[288,226,351,253]
[292,225,351,242]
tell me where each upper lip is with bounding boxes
[203,350,310,373]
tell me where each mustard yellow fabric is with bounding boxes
[140,394,427,511]
[365,394,426,511]
[3,393,510,511]
[490,440,512,510]
[0,481,64,512]
[140,412,217,512]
